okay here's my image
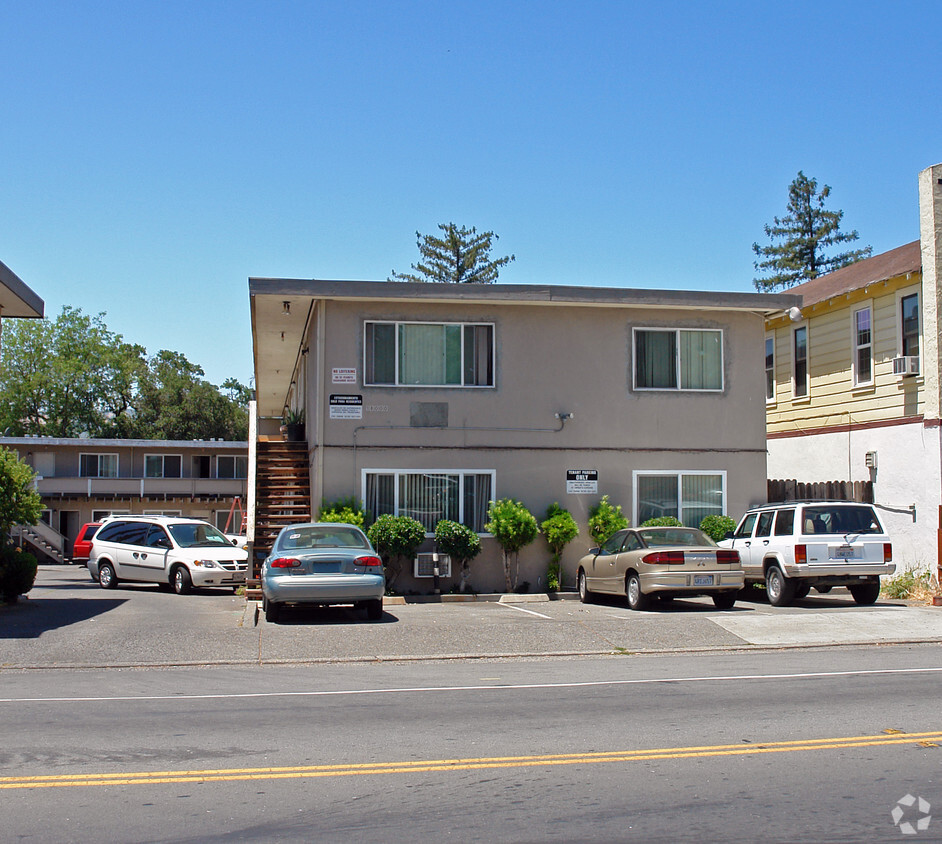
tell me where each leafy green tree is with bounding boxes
[434,519,482,593]
[753,171,872,291]
[389,223,515,284]
[0,447,42,537]
[541,503,579,592]
[485,498,538,592]
[588,495,628,546]
[366,514,426,590]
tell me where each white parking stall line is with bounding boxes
[496,603,553,619]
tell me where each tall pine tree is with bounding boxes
[389,223,514,284]
[752,172,871,291]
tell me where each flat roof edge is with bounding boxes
[0,259,45,318]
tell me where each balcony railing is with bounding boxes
[34,476,248,498]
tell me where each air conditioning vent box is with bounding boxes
[414,553,451,578]
[892,355,920,377]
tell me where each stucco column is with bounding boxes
[919,163,942,422]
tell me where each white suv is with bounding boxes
[721,501,894,606]
[89,515,249,594]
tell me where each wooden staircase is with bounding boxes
[251,440,312,581]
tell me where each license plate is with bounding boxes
[694,575,714,586]
[835,545,856,559]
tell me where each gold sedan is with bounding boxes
[576,526,744,610]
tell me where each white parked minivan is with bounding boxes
[88,515,249,594]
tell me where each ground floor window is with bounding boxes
[633,471,725,527]
[363,469,494,533]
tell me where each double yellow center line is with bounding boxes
[3,730,939,790]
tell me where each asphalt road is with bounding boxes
[1,646,941,842]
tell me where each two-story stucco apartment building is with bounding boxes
[249,279,798,593]
[766,163,942,573]
[2,437,249,563]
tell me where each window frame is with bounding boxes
[216,455,248,479]
[851,302,874,388]
[631,470,727,527]
[792,325,809,400]
[361,468,496,534]
[79,453,119,478]
[765,334,776,404]
[363,320,495,388]
[897,286,921,361]
[632,327,725,392]
[144,454,183,479]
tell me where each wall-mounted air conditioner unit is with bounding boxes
[414,553,451,578]
[892,355,920,377]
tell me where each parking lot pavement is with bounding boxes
[2,566,941,670]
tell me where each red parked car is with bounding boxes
[71,522,101,565]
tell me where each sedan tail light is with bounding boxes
[356,555,383,568]
[884,543,892,563]
[642,551,684,565]
[716,549,740,565]
[270,557,301,568]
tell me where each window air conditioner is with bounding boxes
[892,355,920,377]
[414,553,451,578]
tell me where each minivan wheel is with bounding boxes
[172,566,192,595]
[626,572,650,611]
[849,581,880,605]
[765,565,795,607]
[98,562,118,590]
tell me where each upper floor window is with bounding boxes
[901,292,919,358]
[80,453,118,478]
[765,336,775,402]
[852,306,872,386]
[793,326,808,399]
[363,469,494,533]
[633,328,723,391]
[364,321,494,387]
[145,454,182,478]
[217,455,248,479]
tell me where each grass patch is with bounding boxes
[880,569,938,603]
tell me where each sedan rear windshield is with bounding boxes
[802,506,884,535]
[638,528,715,548]
[277,527,371,551]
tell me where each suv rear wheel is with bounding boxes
[765,564,795,607]
[849,581,880,605]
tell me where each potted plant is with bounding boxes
[283,408,305,442]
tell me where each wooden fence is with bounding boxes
[767,479,873,504]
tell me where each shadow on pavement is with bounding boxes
[267,605,400,626]
[0,596,128,639]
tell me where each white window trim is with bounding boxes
[631,327,725,392]
[79,452,119,478]
[850,300,874,389]
[765,333,776,405]
[363,320,496,388]
[631,470,727,527]
[360,468,497,535]
[792,325,810,402]
[144,453,183,479]
[895,284,922,361]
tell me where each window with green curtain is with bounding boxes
[680,330,722,389]
[635,330,677,388]
[398,324,462,385]
[365,323,395,384]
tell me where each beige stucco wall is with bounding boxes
[300,298,769,593]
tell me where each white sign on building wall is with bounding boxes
[566,469,599,494]
[329,394,363,419]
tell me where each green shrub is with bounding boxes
[588,495,628,546]
[881,568,934,600]
[485,499,539,592]
[0,547,38,603]
[435,520,482,593]
[541,503,579,592]
[317,496,365,527]
[699,514,737,542]
[367,514,426,589]
[640,516,684,528]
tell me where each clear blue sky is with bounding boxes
[2,1,939,387]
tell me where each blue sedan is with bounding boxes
[261,522,385,623]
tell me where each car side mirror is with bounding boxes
[724,531,734,540]
[588,546,600,555]
[231,538,238,545]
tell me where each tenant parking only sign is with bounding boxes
[566,469,598,495]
